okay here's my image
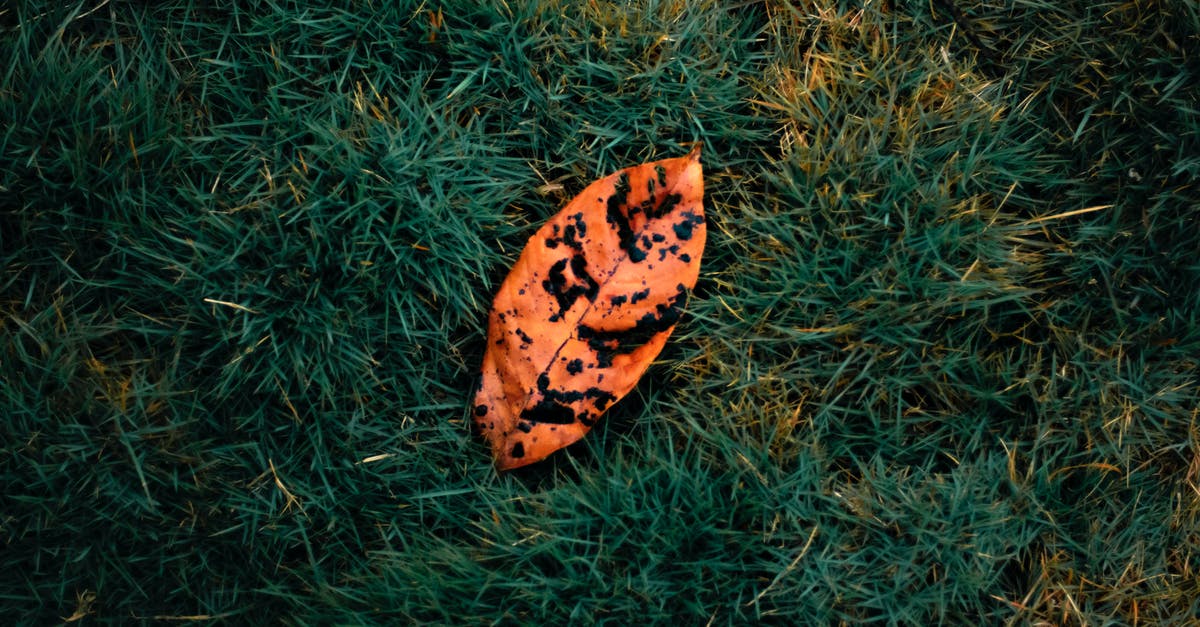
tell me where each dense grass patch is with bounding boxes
[2,0,1197,623]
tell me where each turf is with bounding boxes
[2,0,1197,623]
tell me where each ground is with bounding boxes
[2,1,1197,623]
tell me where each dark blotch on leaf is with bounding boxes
[542,255,600,321]
[474,404,488,417]
[562,213,586,249]
[579,286,688,367]
[521,398,577,424]
[589,387,617,411]
[567,358,584,375]
[511,442,525,458]
[572,212,587,238]
[649,193,682,220]
[673,210,703,241]
[569,254,600,303]
[606,173,646,263]
[542,259,570,313]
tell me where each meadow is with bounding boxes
[2,1,1197,623]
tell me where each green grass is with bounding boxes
[2,0,1197,623]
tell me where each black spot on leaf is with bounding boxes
[578,286,688,367]
[569,255,600,302]
[673,210,703,240]
[562,213,585,249]
[589,388,616,411]
[606,173,647,263]
[649,193,682,220]
[542,254,600,321]
[521,398,577,424]
[571,212,587,239]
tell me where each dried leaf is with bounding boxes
[473,147,705,470]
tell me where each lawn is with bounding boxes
[2,0,1197,623]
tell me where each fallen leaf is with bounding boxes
[473,146,705,470]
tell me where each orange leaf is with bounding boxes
[474,147,705,470]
